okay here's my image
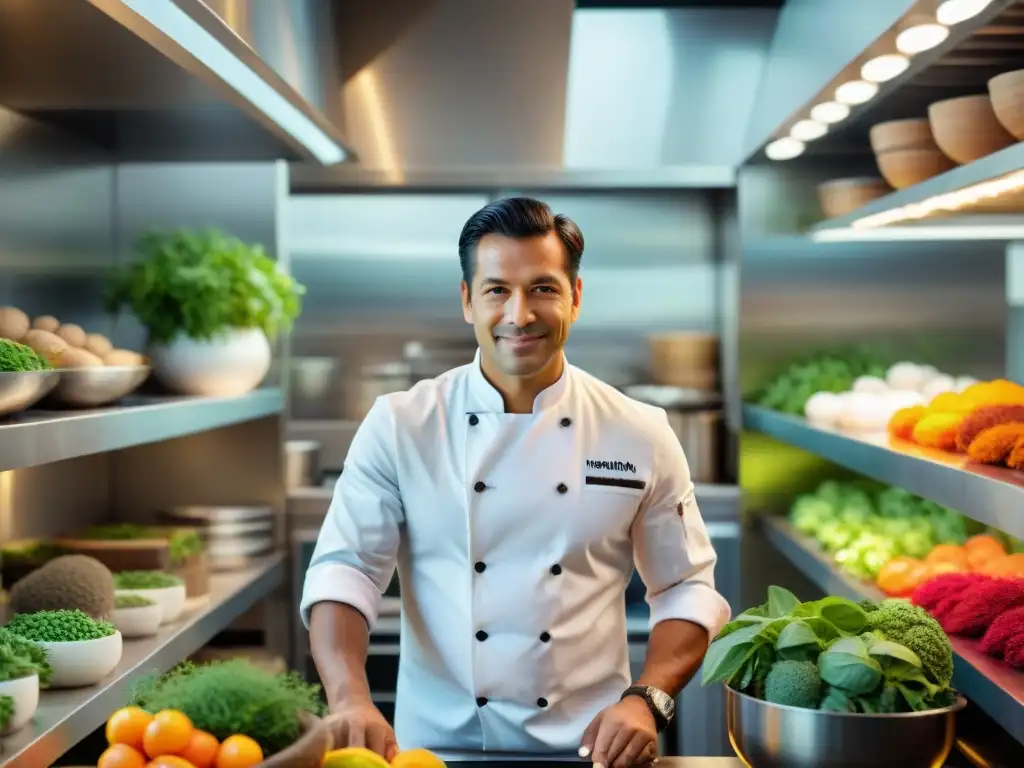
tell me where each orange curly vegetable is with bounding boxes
[966,423,1024,464]
[956,405,1024,452]
[1007,437,1024,471]
[888,405,927,440]
[962,380,1024,408]
[912,412,964,451]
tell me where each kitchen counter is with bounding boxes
[433,755,741,767]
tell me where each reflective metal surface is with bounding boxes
[727,687,964,768]
[41,365,150,408]
[0,370,59,416]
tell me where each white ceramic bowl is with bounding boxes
[38,632,122,688]
[112,602,162,638]
[116,584,186,624]
[0,674,39,734]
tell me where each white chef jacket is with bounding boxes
[300,350,731,753]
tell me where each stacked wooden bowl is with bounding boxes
[817,177,892,219]
[928,94,1016,164]
[649,333,718,391]
[870,118,955,189]
[989,69,1024,140]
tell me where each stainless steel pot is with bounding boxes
[726,687,965,768]
[285,440,321,489]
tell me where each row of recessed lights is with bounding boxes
[765,0,995,161]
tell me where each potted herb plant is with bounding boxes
[114,571,188,625]
[0,627,51,734]
[5,610,121,689]
[104,228,304,396]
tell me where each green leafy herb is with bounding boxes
[0,339,51,372]
[0,695,12,730]
[6,609,115,642]
[83,525,203,565]
[0,627,52,686]
[129,660,326,756]
[115,594,156,609]
[114,571,183,590]
[104,228,305,345]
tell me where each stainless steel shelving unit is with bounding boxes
[743,405,1024,540]
[761,516,1024,743]
[0,388,283,472]
[0,554,285,768]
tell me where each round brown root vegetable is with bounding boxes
[32,315,60,333]
[0,306,30,341]
[56,323,86,348]
[104,349,145,367]
[59,347,104,368]
[22,329,68,366]
[84,333,113,357]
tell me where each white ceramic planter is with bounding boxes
[148,328,271,396]
[38,632,122,688]
[116,584,187,625]
[0,674,39,734]
[112,602,162,638]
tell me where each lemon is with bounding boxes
[323,746,391,768]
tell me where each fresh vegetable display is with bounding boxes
[128,659,325,757]
[754,347,891,415]
[0,305,142,368]
[0,627,52,686]
[0,338,51,372]
[85,524,204,565]
[115,571,185,590]
[6,609,116,643]
[701,586,958,714]
[115,594,157,609]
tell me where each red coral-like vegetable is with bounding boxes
[979,605,1024,658]
[911,573,990,612]
[941,578,1024,636]
[1004,631,1024,670]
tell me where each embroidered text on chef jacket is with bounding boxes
[301,351,731,753]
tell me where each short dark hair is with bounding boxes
[458,197,584,286]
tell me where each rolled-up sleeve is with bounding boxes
[631,413,731,641]
[299,398,404,631]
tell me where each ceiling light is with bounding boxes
[835,80,879,105]
[937,0,993,26]
[861,54,910,83]
[765,137,805,161]
[814,223,1024,242]
[896,24,950,54]
[811,102,850,124]
[790,119,827,141]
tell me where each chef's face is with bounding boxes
[461,232,582,378]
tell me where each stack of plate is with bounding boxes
[162,506,274,571]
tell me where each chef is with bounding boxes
[301,196,731,768]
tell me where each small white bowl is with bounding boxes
[116,585,186,625]
[37,632,122,688]
[0,674,39,734]
[112,602,162,638]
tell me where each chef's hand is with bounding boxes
[326,697,399,761]
[580,696,659,768]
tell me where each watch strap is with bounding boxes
[620,685,672,732]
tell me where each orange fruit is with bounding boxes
[98,743,147,768]
[143,710,194,758]
[985,552,1024,578]
[215,734,264,768]
[391,748,447,768]
[925,544,969,569]
[924,559,968,579]
[146,758,198,768]
[107,706,154,751]
[876,557,927,597]
[179,729,219,768]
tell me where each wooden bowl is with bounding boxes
[876,148,956,189]
[988,68,1024,140]
[817,177,892,218]
[928,94,1016,164]
[259,712,333,768]
[869,118,936,154]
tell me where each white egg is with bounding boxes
[805,391,847,424]
[955,376,979,391]
[838,392,889,431]
[921,374,956,400]
[885,389,926,410]
[886,362,925,391]
[852,375,889,395]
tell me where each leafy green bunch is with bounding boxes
[115,594,156,609]
[0,695,12,730]
[6,609,116,643]
[114,571,184,590]
[129,660,326,756]
[84,524,204,565]
[702,586,956,714]
[0,339,51,372]
[104,228,305,345]
[755,347,892,415]
[0,627,52,686]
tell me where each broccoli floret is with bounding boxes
[764,660,822,709]
[867,600,954,686]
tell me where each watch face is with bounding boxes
[650,687,675,719]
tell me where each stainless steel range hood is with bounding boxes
[0,0,354,163]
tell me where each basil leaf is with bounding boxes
[714,614,769,641]
[815,597,868,633]
[819,685,857,713]
[869,640,922,669]
[818,651,882,695]
[767,586,801,618]
[828,636,869,659]
[702,623,766,685]
[776,621,821,661]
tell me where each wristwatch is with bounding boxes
[620,685,675,732]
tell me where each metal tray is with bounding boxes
[0,370,59,416]
[42,365,150,408]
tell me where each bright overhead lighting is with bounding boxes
[811,102,851,124]
[118,0,348,164]
[849,169,1024,229]
[790,119,828,141]
[835,80,879,105]
[765,137,805,161]
[861,54,910,83]
[937,0,994,25]
[896,24,950,54]
[814,224,1024,242]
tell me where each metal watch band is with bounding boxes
[620,685,673,732]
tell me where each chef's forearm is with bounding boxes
[309,601,374,706]
[635,618,710,697]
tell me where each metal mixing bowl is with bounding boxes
[42,365,150,408]
[0,370,60,416]
[727,687,965,768]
